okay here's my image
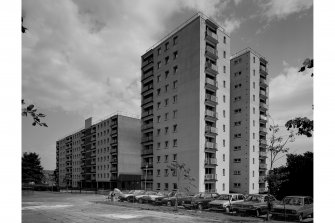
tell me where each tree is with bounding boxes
[168,161,195,210]
[22,99,48,127]
[22,17,28,33]
[266,166,289,200]
[22,152,44,184]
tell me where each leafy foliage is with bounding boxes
[22,99,48,127]
[285,117,313,137]
[22,152,44,184]
[22,17,28,33]
[266,166,289,200]
[298,58,313,76]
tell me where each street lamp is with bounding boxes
[144,163,148,191]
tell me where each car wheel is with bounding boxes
[299,214,303,222]
[198,204,203,211]
[225,206,230,213]
[167,201,172,206]
[255,209,260,217]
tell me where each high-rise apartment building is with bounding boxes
[140,13,230,193]
[229,48,269,194]
[56,114,142,190]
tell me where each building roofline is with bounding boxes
[144,11,230,54]
[56,111,140,141]
[230,47,267,62]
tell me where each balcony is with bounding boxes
[111,148,117,154]
[260,102,268,111]
[205,78,218,91]
[111,140,117,145]
[111,129,117,135]
[260,78,268,88]
[142,110,153,119]
[142,84,153,95]
[205,46,218,60]
[259,187,267,193]
[259,139,267,148]
[259,176,266,183]
[142,70,154,81]
[260,115,267,123]
[111,175,118,181]
[205,110,218,120]
[111,121,117,126]
[141,135,153,143]
[205,62,218,75]
[205,142,217,152]
[141,174,153,181]
[141,148,153,156]
[205,94,218,104]
[205,174,217,181]
[259,67,268,78]
[111,167,117,172]
[142,97,153,106]
[259,127,267,135]
[141,59,153,70]
[141,162,153,169]
[205,158,217,165]
[205,30,218,44]
[205,189,217,193]
[141,122,153,131]
[259,151,267,158]
[205,126,218,134]
[260,90,267,99]
[111,158,117,163]
[259,163,267,169]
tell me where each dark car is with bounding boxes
[125,190,146,202]
[183,192,220,210]
[271,196,313,222]
[231,194,278,217]
[156,192,194,206]
[153,191,176,205]
[138,191,170,204]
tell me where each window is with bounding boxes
[164,127,169,134]
[253,145,255,152]
[234,133,241,138]
[173,51,178,59]
[223,81,226,88]
[222,169,225,176]
[173,154,177,161]
[223,154,225,161]
[157,169,160,176]
[157,183,161,189]
[223,95,226,103]
[253,133,255,139]
[158,48,161,55]
[253,82,255,89]
[165,42,169,51]
[157,61,161,69]
[253,56,255,63]
[252,171,255,177]
[157,129,161,136]
[253,120,255,127]
[253,107,255,114]
[165,141,169,148]
[223,125,226,132]
[157,102,161,109]
[173,95,178,103]
[173,183,177,190]
[173,80,177,89]
[157,156,161,163]
[253,158,255,164]
[173,110,177,119]
[223,36,226,43]
[164,112,168,120]
[165,84,169,92]
[222,183,225,191]
[223,66,226,73]
[165,71,169,79]
[234,158,241,163]
[234,108,242,114]
[157,142,161,149]
[173,124,177,132]
[223,110,226,118]
[234,83,242,88]
[164,183,169,190]
[223,139,226,147]
[234,170,241,175]
[157,88,161,96]
[164,98,169,106]
[164,169,169,176]
[234,183,241,188]
[164,155,168,163]
[157,116,161,123]
[173,36,178,45]
[234,121,241,126]
[173,66,178,74]
[253,95,255,102]
[173,139,178,147]
[223,51,226,59]
[253,183,254,190]
[165,56,169,65]
[157,75,161,83]
[253,69,255,76]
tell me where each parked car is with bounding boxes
[156,192,194,206]
[183,192,220,210]
[124,190,146,202]
[138,191,170,204]
[271,196,313,222]
[135,191,157,203]
[153,191,176,205]
[208,193,245,212]
[231,194,278,217]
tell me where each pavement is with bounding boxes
[22,192,313,223]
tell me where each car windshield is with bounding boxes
[128,190,134,194]
[216,194,231,200]
[245,195,263,202]
[282,197,303,206]
[146,191,157,195]
[135,191,145,195]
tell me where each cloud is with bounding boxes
[269,61,313,125]
[22,0,238,119]
[259,0,313,21]
[233,0,242,5]
[222,18,241,33]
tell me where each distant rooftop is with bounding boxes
[231,47,267,62]
[145,11,229,53]
[56,111,140,141]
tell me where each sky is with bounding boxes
[22,0,313,170]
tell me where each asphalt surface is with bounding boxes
[22,192,313,223]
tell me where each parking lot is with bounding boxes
[22,192,313,223]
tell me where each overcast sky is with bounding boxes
[22,0,313,170]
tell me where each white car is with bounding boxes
[135,191,157,203]
[208,193,245,212]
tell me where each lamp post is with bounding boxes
[144,163,148,191]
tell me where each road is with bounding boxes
[22,192,312,223]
